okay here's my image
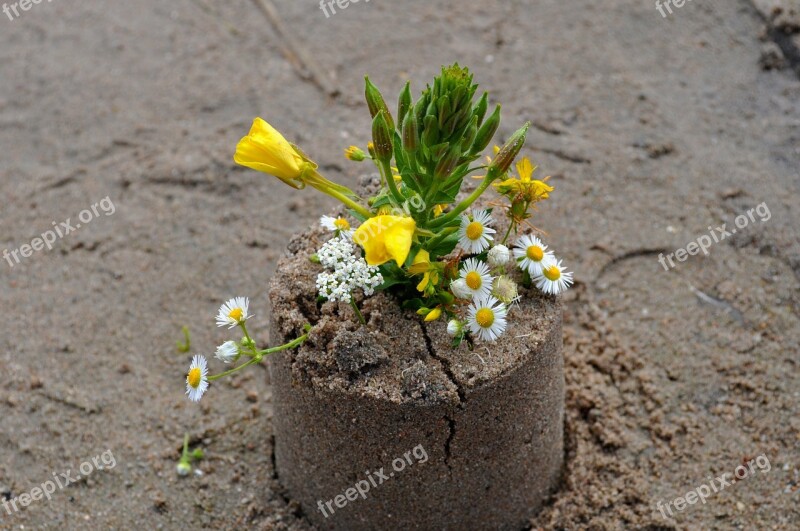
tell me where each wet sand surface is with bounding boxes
[0,0,798,529]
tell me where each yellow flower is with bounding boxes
[234,118,307,189]
[493,157,554,202]
[353,216,417,266]
[409,249,440,292]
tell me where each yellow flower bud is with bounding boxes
[345,146,366,161]
[424,307,443,322]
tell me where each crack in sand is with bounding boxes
[419,321,463,472]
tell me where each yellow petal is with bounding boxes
[383,218,416,266]
[354,216,417,267]
[233,118,304,186]
[416,273,429,292]
[408,249,431,274]
[516,157,534,181]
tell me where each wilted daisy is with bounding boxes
[320,215,353,237]
[216,297,251,329]
[215,341,239,364]
[186,355,209,402]
[459,258,494,300]
[487,244,511,267]
[513,234,554,277]
[492,275,519,305]
[450,278,472,300]
[458,209,496,254]
[467,296,508,342]
[535,258,574,295]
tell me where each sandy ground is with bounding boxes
[0,0,798,529]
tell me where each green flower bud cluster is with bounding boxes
[363,63,529,253]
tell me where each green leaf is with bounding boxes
[428,232,460,257]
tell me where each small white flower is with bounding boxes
[534,258,574,295]
[467,296,508,342]
[316,237,383,303]
[216,297,251,329]
[513,234,554,277]
[487,244,511,267]
[215,341,239,364]
[186,355,209,402]
[459,258,494,300]
[320,215,353,237]
[458,209,496,254]
[447,319,463,337]
[317,237,357,269]
[450,278,472,300]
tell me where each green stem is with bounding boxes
[422,176,441,212]
[239,322,260,358]
[423,226,459,252]
[258,333,310,355]
[324,188,373,219]
[429,168,499,229]
[349,297,366,326]
[209,331,310,381]
[501,221,515,245]
[379,159,404,205]
[208,357,260,381]
[303,168,372,218]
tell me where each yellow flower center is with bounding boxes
[476,308,495,328]
[526,245,544,261]
[543,265,561,281]
[334,218,350,231]
[465,271,482,290]
[466,221,484,240]
[228,308,244,321]
[187,368,202,389]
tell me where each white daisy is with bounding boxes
[513,234,554,277]
[459,258,494,300]
[457,209,496,254]
[216,297,251,329]
[215,341,239,364]
[467,296,508,342]
[534,258,574,295]
[487,244,511,267]
[450,278,472,300]
[320,215,353,237]
[186,355,209,402]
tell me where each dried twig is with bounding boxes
[250,0,340,98]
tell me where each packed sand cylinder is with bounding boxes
[268,223,564,530]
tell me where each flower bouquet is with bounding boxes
[183,64,571,530]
